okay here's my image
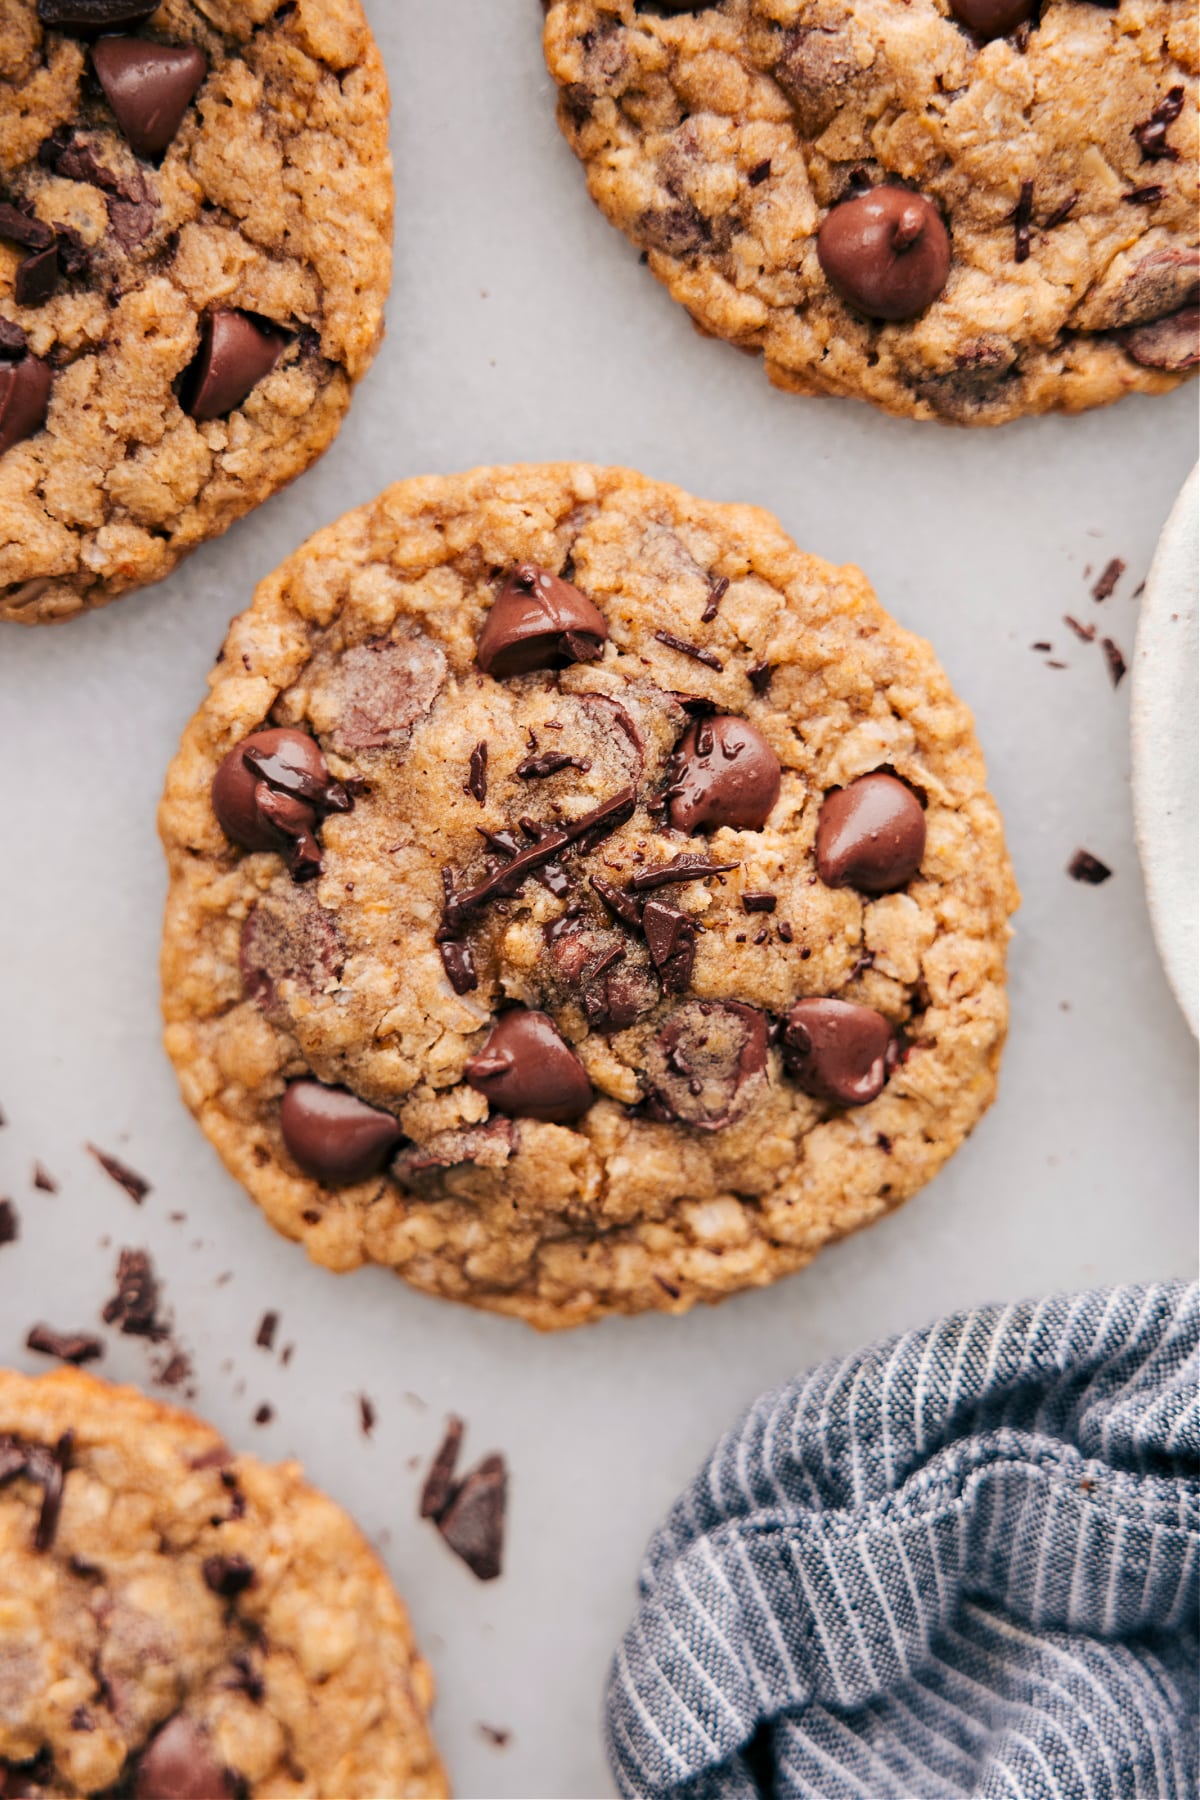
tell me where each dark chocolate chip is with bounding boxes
[420,1416,464,1519]
[93,37,207,161]
[132,1715,236,1800]
[103,1248,167,1339]
[1068,849,1112,884]
[630,853,739,892]
[212,728,347,881]
[182,310,287,422]
[948,0,1035,38]
[702,575,729,621]
[14,244,59,306]
[818,187,950,321]
[742,891,777,913]
[1122,307,1200,372]
[435,1454,506,1582]
[279,1082,404,1186]
[641,898,696,994]
[816,773,926,894]
[646,1001,768,1131]
[782,998,896,1106]
[87,1144,149,1203]
[476,564,608,677]
[0,356,52,456]
[26,1325,104,1365]
[255,1312,277,1350]
[37,0,159,32]
[465,1010,593,1123]
[202,1554,255,1599]
[666,715,781,833]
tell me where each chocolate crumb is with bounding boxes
[741,892,777,913]
[1064,615,1095,642]
[203,1554,256,1598]
[26,1325,104,1366]
[1068,849,1112,885]
[1044,193,1078,229]
[466,741,488,805]
[87,1145,149,1204]
[1031,641,1052,653]
[0,1199,18,1246]
[255,1311,278,1351]
[747,159,772,186]
[253,1404,274,1426]
[420,1417,464,1520]
[701,575,730,622]
[1046,660,1068,670]
[1101,638,1127,687]
[654,629,724,672]
[32,1163,57,1193]
[359,1394,377,1438]
[102,1248,167,1340]
[1092,558,1125,601]
[478,1724,512,1748]
[654,1274,681,1299]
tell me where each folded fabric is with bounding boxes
[606,1283,1199,1800]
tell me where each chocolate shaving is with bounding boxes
[1064,614,1095,642]
[442,786,636,929]
[34,1431,72,1554]
[630,854,739,893]
[516,750,592,780]
[359,1395,376,1438]
[255,1312,278,1351]
[1101,638,1127,687]
[87,1145,149,1203]
[0,1199,17,1246]
[1044,193,1078,229]
[748,160,772,186]
[1091,558,1125,601]
[420,1417,465,1519]
[1068,849,1112,885]
[1122,186,1166,205]
[655,629,724,672]
[466,741,488,805]
[32,1163,57,1192]
[1134,87,1185,161]
[1012,180,1034,263]
[478,1724,512,1749]
[26,1325,104,1366]
[590,876,644,929]
[701,575,730,622]
[654,1274,682,1299]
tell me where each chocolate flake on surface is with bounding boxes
[654,628,724,671]
[253,1404,274,1426]
[435,1454,507,1582]
[255,1311,278,1351]
[34,1431,73,1554]
[701,575,729,622]
[420,1417,465,1520]
[1092,558,1125,601]
[102,1248,166,1339]
[590,875,643,928]
[515,749,592,780]
[1134,87,1185,161]
[26,1325,104,1366]
[0,1200,17,1246]
[1064,614,1096,642]
[1068,849,1113,885]
[641,898,697,994]
[1101,638,1127,686]
[1122,185,1166,206]
[202,1554,256,1598]
[478,1724,512,1749]
[87,1145,149,1203]
[439,938,479,995]
[748,661,774,694]
[630,854,739,893]
[466,741,488,804]
[359,1395,377,1438]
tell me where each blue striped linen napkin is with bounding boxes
[606,1283,1199,1800]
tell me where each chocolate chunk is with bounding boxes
[476,564,608,677]
[212,727,349,881]
[435,1454,507,1582]
[948,0,1035,38]
[87,1144,149,1203]
[103,1248,166,1338]
[630,853,738,893]
[646,1001,768,1131]
[439,939,478,996]
[816,773,926,894]
[0,203,55,252]
[26,1325,104,1366]
[742,891,777,913]
[782,998,896,1107]
[37,0,158,31]
[420,1416,464,1519]
[1068,848,1112,884]
[239,891,343,1018]
[0,1200,17,1246]
[641,898,696,994]
[1122,306,1200,372]
[465,1010,593,1123]
[0,356,52,456]
[279,1082,404,1186]
[255,1312,278,1350]
[665,716,781,833]
[182,310,287,422]
[0,319,29,359]
[1123,185,1166,206]
[818,187,950,321]
[132,1716,236,1800]
[1091,558,1125,601]
[590,875,643,928]
[654,629,724,672]
[93,37,207,161]
[466,741,488,804]
[14,245,59,306]
[202,1555,255,1599]
[1134,87,1185,162]
[324,636,448,753]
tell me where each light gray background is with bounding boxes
[0,6,1196,1797]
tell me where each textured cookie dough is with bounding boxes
[0,0,392,625]
[160,464,1018,1330]
[0,1368,446,1799]
[542,0,1199,424]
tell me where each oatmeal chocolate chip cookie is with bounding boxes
[0,0,392,625]
[0,1368,446,1799]
[542,0,1199,424]
[159,464,1018,1330]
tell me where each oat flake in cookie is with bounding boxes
[160,465,1018,1329]
[0,0,392,624]
[542,0,1199,425]
[0,1368,446,1798]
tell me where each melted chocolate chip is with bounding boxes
[131,1716,235,1800]
[818,187,950,321]
[584,959,660,1033]
[0,319,29,358]
[0,356,52,456]
[26,1325,104,1366]
[93,38,208,161]
[641,898,696,994]
[37,0,159,31]
[516,749,592,780]
[816,773,926,894]
[948,0,1035,37]
[435,1454,507,1582]
[324,636,448,753]
[439,939,479,995]
[202,1554,255,1599]
[666,716,781,833]
[182,310,287,422]
[630,853,739,893]
[212,728,349,881]
[782,998,895,1107]
[279,1082,404,1185]
[476,564,608,677]
[590,875,643,929]
[441,786,636,929]
[239,891,343,1019]
[646,1001,769,1131]
[465,1010,593,1123]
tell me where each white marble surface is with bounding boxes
[0,6,1197,1797]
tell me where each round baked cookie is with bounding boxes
[160,464,1018,1330]
[0,1368,446,1799]
[542,0,1199,425]
[0,0,392,625]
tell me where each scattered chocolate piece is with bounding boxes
[702,575,730,622]
[1031,640,1053,652]
[590,875,643,928]
[1101,638,1127,687]
[212,727,350,882]
[1067,849,1112,885]
[14,244,59,307]
[466,741,488,804]
[1011,180,1034,263]
[436,1454,507,1583]
[442,786,636,928]
[131,1715,236,1800]
[630,853,739,893]
[778,921,794,944]
[0,1200,17,1246]
[641,898,697,994]
[816,773,926,894]
[665,715,781,833]
[439,938,479,996]
[477,564,608,677]
[0,355,52,456]
[279,1081,404,1185]
[37,0,159,31]
[654,1274,682,1300]
[183,310,288,422]
[103,1248,167,1339]
[818,186,950,320]
[748,661,774,695]
[92,38,208,161]
[202,1554,255,1599]
[516,749,592,780]
[646,1001,768,1130]
[26,1325,104,1366]
[87,1145,149,1203]
[1064,615,1095,643]
[255,1312,278,1351]
[741,892,777,913]
[948,0,1035,36]
[1091,558,1125,601]
[654,628,724,672]
[420,1417,464,1519]
[465,1010,593,1123]
[1133,87,1185,162]
[478,1725,512,1749]
[253,1404,273,1426]
[359,1395,376,1438]
[782,998,896,1107]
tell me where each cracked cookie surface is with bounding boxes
[0,0,392,625]
[160,464,1018,1330]
[0,1368,446,1799]
[542,0,1199,424]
